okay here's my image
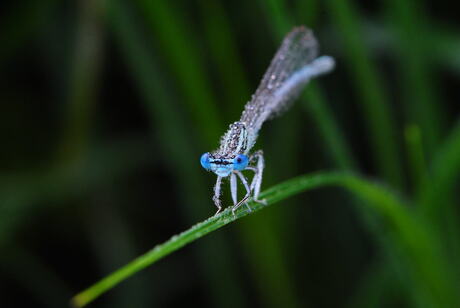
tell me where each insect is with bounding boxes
[200,26,335,215]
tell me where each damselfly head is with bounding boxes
[200,152,249,177]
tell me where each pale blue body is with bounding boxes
[199,27,335,215]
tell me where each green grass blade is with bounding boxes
[347,262,398,308]
[198,0,251,117]
[135,0,223,145]
[419,121,460,270]
[263,0,291,37]
[296,0,319,27]
[57,0,104,161]
[404,125,427,192]
[303,84,358,171]
[326,0,404,188]
[71,171,457,307]
[420,121,460,210]
[384,0,444,156]
[67,172,351,307]
[429,27,460,75]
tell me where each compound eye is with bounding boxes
[233,154,249,171]
[200,152,211,170]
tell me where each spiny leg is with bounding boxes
[232,171,252,214]
[213,176,223,215]
[249,150,266,204]
[230,173,238,205]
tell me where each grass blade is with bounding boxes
[326,0,403,188]
[72,171,457,307]
[384,0,444,156]
[296,0,319,27]
[404,124,427,192]
[135,0,223,145]
[198,0,251,117]
[419,120,460,272]
[303,84,358,171]
[58,0,104,160]
[67,172,349,307]
[420,121,460,210]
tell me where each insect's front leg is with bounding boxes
[230,173,238,205]
[213,176,223,215]
[249,150,267,204]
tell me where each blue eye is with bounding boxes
[200,152,211,170]
[233,154,249,171]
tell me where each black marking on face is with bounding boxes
[211,159,232,165]
[208,153,234,165]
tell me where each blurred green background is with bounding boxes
[1,0,460,307]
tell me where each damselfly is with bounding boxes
[200,26,335,215]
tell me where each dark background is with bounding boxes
[1,0,459,307]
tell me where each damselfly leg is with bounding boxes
[213,176,223,215]
[232,171,252,215]
[248,150,266,205]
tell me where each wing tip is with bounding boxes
[290,25,314,37]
